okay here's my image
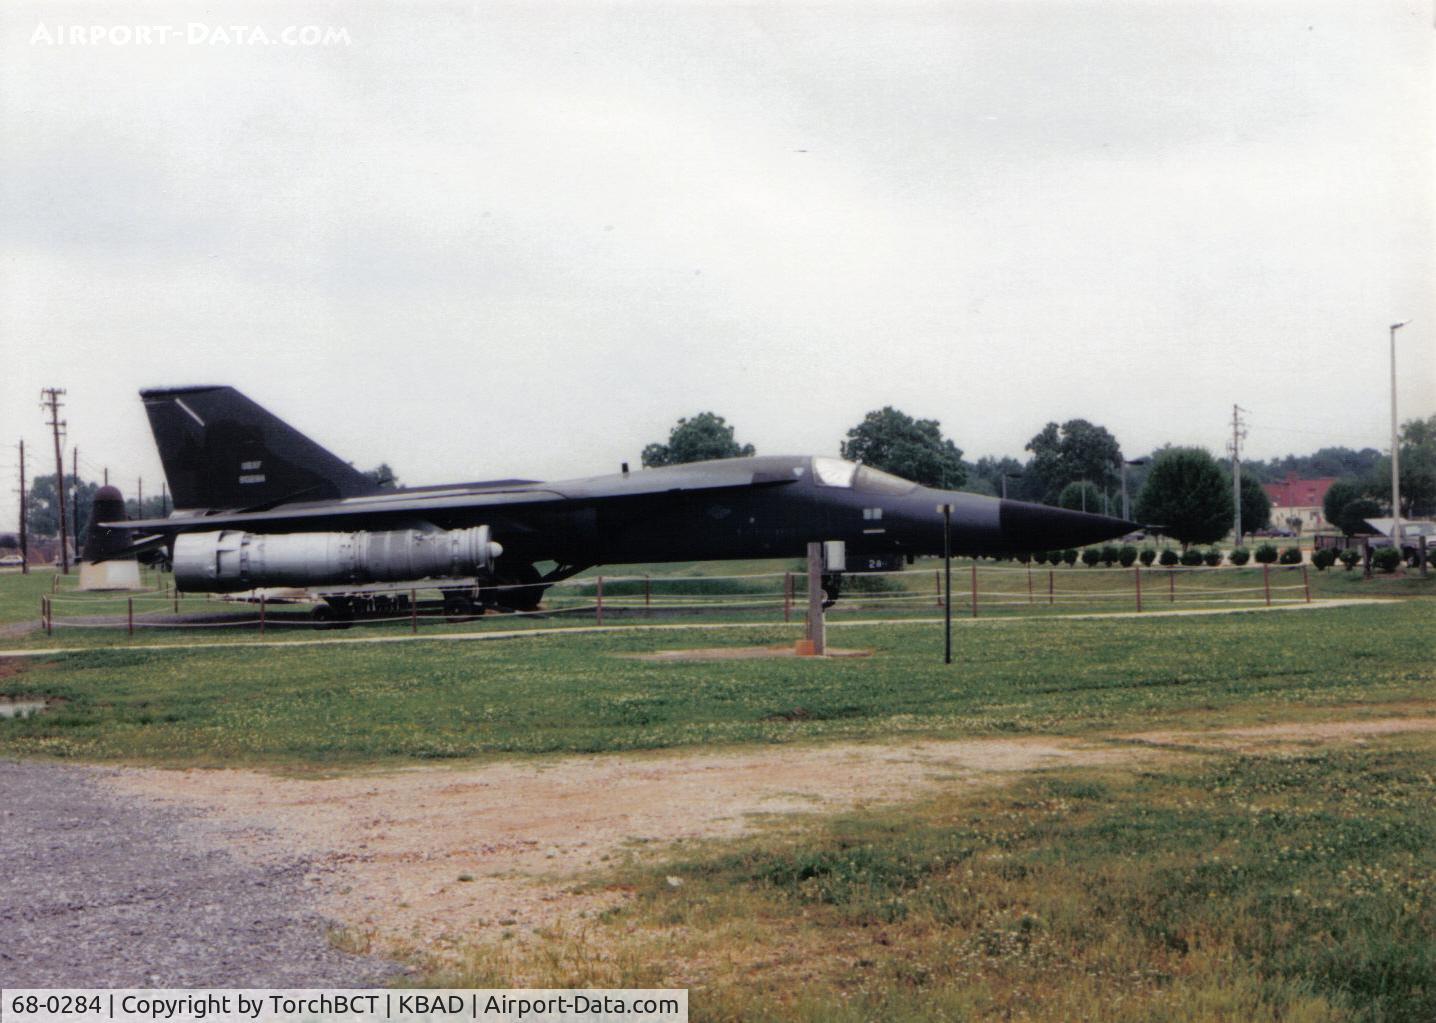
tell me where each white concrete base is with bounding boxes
[77,559,144,591]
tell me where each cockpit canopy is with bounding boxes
[811,457,917,495]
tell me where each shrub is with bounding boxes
[1100,544,1119,567]
[1033,550,1049,565]
[1062,549,1078,566]
[1338,548,1361,571]
[1180,548,1204,567]
[1372,546,1402,573]
[1311,548,1336,571]
[1159,549,1180,567]
[1138,548,1156,566]
[1254,543,1279,565]
[1015,551,1032,565]
[1202,548,1223,566]
[1118,544,1138,567]
[1081,548,1101,567]
[1278,546,1303,565]
[1229,547,1251,566]
[846,572,905,593]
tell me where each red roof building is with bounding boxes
[1262,473,1337,532]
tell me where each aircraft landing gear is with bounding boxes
[442,590,480,622]
[821,572,842,609]
[484,563,547,612]
[312,597,355,629]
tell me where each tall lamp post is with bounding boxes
[1121,457,1149,523]
[1390,320,1410,553]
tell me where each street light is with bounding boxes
[1121,457,1149,523]
[1390,320,1410,553]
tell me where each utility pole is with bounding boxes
[137,477,143,518]
[40,388,69,573]
[71,446,79,556]
[16,439,28,574]
[1390,321,1410,553]
[1227,405,1247,544]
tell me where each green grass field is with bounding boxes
[0,596,1431,767]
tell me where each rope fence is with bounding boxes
[37,562,1316,637]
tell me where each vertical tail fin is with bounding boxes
[140,386,373,511]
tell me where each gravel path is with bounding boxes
[0,758,398,987]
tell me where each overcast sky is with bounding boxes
[2,1,1432,521]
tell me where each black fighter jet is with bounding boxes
[108,386,1135,613]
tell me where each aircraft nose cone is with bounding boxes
[998,499,1136,552]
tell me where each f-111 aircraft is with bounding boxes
[106,386,1134,615]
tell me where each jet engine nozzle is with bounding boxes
[174,526,502,592]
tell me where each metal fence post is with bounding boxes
[1263,563,1271,606]
[783,571,792,623]
[127,597,133,636]
[1135,567,1142,612]
[596,575,604,625]
[1048,569,1054,606]
[1302,564,1311,603]
[259,595,266,635]
[411,589,418,633]
[970,563,978,618]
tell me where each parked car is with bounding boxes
[0,553,24,567]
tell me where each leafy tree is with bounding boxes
[1367,415,1436,518]
[642,413,755,468]
[26,474,98,540]
[1133,447,1234,547]
[361,463,401,489]
[122,496,169,520]
[1057,480,1103,513]
[839,407,965,489]
[1237,473,1272,537]
[1334,498,1382,538]
[1323,479,1369,532]
[969,455,1028,499]
[1024,419,1122,504]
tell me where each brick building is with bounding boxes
[1262,473,1337,533]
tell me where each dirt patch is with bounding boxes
[104,737,1131,954]
[1128,715,1436,751]
[0,657,29,679]
[632,644,871,662]
[100,716,1436,959]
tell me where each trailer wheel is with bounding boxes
[443,592,477,622]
